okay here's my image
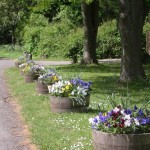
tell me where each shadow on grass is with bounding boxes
[0,57,6,60]
[55,63,150,107]
[55,63,120,73]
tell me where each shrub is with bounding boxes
[97,20,121,59]
[37,22,72,58]
[22,13,48,55]
[37,22,84,61]
[63,28,84,63]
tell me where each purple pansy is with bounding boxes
[99,113,108,123]
[138,109,144,116]
[71,78,92,89]
[134,105,138,111]
[124,109,132,115]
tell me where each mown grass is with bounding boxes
[5,63,150,150]
[0,45,70,61]
[0,48,22,59]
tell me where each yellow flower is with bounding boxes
[65,85,70,90]
[103,113,107,116]
[52,76,58,81]
[62,88,65,92]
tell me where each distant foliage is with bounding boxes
[22,14,149,60]
[37,22,71,58]
[53,4,82,27]
[0,44,24,52]
[22,13,49,55]
[37,22,83,61]
[142,21,150,62]
[97,20,121,59]
[62,28,84,63]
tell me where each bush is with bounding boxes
[37,23,84,62]
[97,20,121,59]
[63,28,84,63]
[22,13,48,55]
[37,22,72,58]
[22,17,149,60]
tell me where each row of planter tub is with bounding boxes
[15,61,150,150]
[15,61,90,113]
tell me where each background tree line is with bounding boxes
[0,0,150,81]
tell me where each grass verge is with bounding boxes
[0,45,70,61]
[5,63,150,150]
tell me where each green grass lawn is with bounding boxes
[0,45,69,61]
[5,63,150,150]
[0,48,22,59]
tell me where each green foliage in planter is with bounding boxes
[97,20,121,59]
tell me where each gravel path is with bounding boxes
[0,59,30,150]
[0,59,72,150]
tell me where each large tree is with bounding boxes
[118,0,146,81]
[0,0,33,44]
[69,0,99,64]
[81,0,99,64]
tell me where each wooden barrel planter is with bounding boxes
[15,62,21,68]
[50,95,90,113]
[92,130,150,150]
[35,82,49,94]
[24,72,38,83]
[20,69,24,76]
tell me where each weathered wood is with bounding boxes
[92,130,150,150]
[50,95,90,113]
[35,82,49,95]
[24,72,38,83]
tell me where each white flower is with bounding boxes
[71,91,75,96]
[123,114,131,120]
[89,118,94,124]
[113,107,120,113]
[124,119,132,127]
[120,109,125,115]
[40,66,45,70]
[82,89,87,96]
[134,118,140,126]
[89,116,99,125]
[19,63,26,68]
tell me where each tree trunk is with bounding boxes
[146,31,150,55]
[118,0,146,81]
[81,0,99,64]
[11,25,15,50]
